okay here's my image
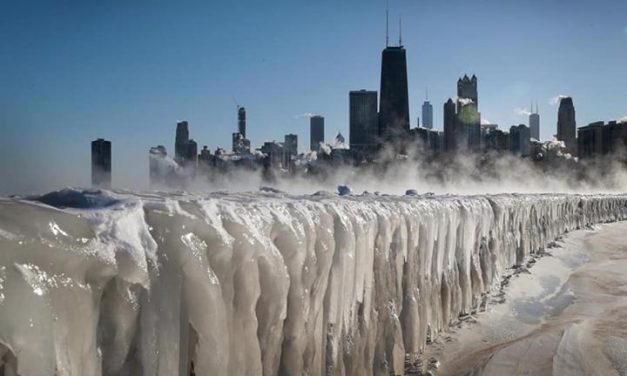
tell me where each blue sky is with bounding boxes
[1,0,626,193]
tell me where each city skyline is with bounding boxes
[2,0,627,193]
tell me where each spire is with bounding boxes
[399,16,402,46]
[426,87,429,101]
[385,3,389,47]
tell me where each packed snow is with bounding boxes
[0,189,626,375]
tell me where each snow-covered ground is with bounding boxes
[0,189,626,375]
[424,221,627,376]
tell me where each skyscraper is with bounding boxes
[510,124,531,156]
[91,138,111,188]
[421,99,433,129]
[185,139,198,168]
[443,98,458,152]
[529,104,540,140]
[577,121,605,159]
[149,145,168,186]
[175,121,190,163]
[557,97,577,154]
[456,75,481,151]
[457,75,478,107]
[238,107,246,138]
[378,45,410,139]
[349,90,378,155]
[310,115,324,152]
[232,132,250,154]
[284,134,298,156]
[174,121,199,168]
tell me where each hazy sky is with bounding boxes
[1,0,626,194]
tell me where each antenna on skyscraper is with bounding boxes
[426,87,429,101]
[385,1,389,47]
[399,16,402,46]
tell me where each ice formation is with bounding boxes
[0,189,626,375]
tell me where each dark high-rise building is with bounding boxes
[149,145,170,186]
[174,121,198,168]
[260,141,285,169]
[411,127,441,156]
[421,100,433,129]
[284,134,298,156]
[578,120,627,160]
[91,138,112,188]
[578,121,605,159]
[349,90,378,155]
[510,124,531,157]
[443,98,458,152]
[604,120,627,159]
[457,74,478,107]
[379,46,410,139]
[557,97,577,155]
[238,107,246,138]
[455,75,481,151]
[529,105,540,141]
[232,132,250,154]
[310,115,325,152]
[484,129,509,153]
[175,121,190,163]
[185,139,198,167]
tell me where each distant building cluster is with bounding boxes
[89,15,627,189]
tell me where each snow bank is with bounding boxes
[0,190,626,375]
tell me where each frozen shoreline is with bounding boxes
[422,221,627,376]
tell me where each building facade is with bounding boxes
[238,107,246,138]
[175,121,189,163]
[421,100,433,129]
[310,115,325,152]
[578,120,627,160]
[378,46,410,139]
[284,134,298,156]
[557,97,577,155]
[510,124,531,157]
[443,98,458,152]
[349,90,378,156]
[529,110,540,141]
[91,138,112,188]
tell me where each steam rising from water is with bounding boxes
[157,147,627,196]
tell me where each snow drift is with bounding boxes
[0,189,626,375]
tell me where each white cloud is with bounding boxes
[456,97,474,106]
[549,94,568,106]
[619,115,627,124]
[514,107,532,116]
[294,112,317,119]
[480,117,492,125]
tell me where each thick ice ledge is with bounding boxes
[0,191,626,375]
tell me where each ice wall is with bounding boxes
[0,190,626,375]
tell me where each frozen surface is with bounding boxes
[426,221,627,376]
[0,189,626,375]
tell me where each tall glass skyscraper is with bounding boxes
[529,106,540,141]
[422,100,433,129]
[349,90,378,155]
[91,138,112,188]
[310,115,325,152]
[557,97,576,154]
[378,46,409,139]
